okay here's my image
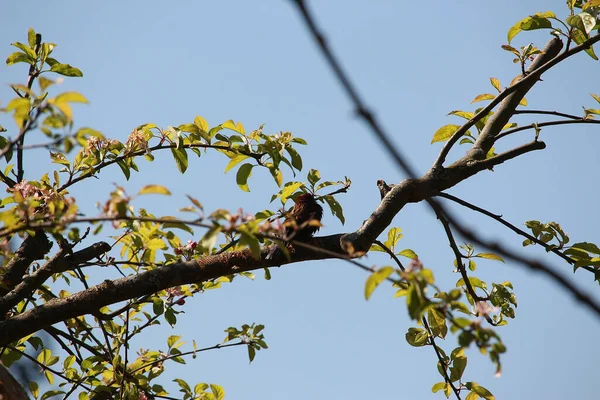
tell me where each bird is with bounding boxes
[266,193,323,260]
[377,179,394,200]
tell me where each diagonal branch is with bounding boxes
[427,200,486,303]
[435,32,600,168]
[291,0,418,179]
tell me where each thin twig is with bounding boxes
[496,119,599,140]
[375,239,461,400]
[427,200,487,302]
[436,192,597,275]
[447,212,600,318]
[513,109,584,120]
[292,0,418,179]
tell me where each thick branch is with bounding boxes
[0,231,52,293]
[0,145,545,345]
[0,241,110,315]
[434,37,565,168]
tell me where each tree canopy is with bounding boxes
[1,1,600,399]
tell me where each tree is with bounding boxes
[1,1,600,399]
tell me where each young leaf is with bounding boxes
[323,194,345,225]
[490,77,501,92]
[236,163,254,192]
[365,266,394,300]
[50,63,83,77]
[405,327,429,347]
[471,94,496,103]
[170,147,188,173]
[431,124,460,144]
[474,253,505,263]
[137,185,171,196]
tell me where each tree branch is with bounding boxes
[435,192,597,275]
[0,231,52,293]
[291,0,418,179]
[435,32,600,168]
[496,119,600,140]
[0,241,110,315]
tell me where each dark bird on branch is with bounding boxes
[266,193,323,260]
[377,179,394,200]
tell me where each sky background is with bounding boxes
[1,1,600,399]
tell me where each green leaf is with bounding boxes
[28,28,36,48]
[365,266,394,300]
[508,13,554,43]
[323,194,345,225]
[431,124,460,144]
[285,146,303,171]
[54,91,88,104]
[572,28,599,60]
[490,77,501,92]
[269,167,283,187]
[466,382,495,400]
[450,355,467,382]
[398,249,418,259]
[194,115,209,133]
[29,381,39,398]
[406,284,426,319]
[405,327,429,347]
[225,154,249,173]
[49,152,70,167]
[236,163,253,192]
[471,94,496,103]
[116,160,131,180]
[448,110,475,120]
[6,51,34,66]
[137,184,171,196]
[222,119,245,135]
[572,242,600,255]
[307,169,321,186]
[41,390,66,400]
[385,227,403,250]
[369,243,385,252]
[170,147,188,173]
[167,335,182,348]
[474,253,505,263]
[11,42,36,59]
[280,182,304,203]
[432,382,446,393]
[427,308,448,339]
[210,384,225,400]
[50,63,83,77]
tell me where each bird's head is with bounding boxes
[295,193,316,204]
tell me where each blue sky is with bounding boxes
[2,1,600,399]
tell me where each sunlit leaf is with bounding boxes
[431,124,460,144]
[50,63,83,77]
[365,266,394,300]
[236,163,253,192]
[137,185,171,196]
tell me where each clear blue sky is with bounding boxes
[2,1,600,399]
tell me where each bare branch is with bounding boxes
[496,119,600,140]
